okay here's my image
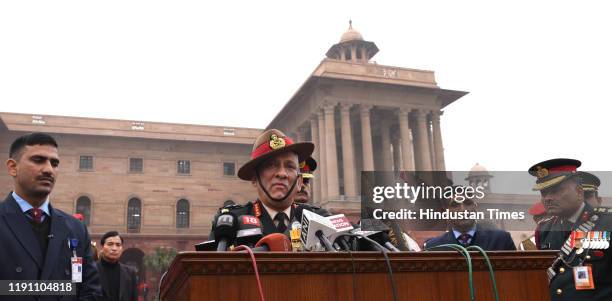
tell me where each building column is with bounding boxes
[340,47,346,61]
[391,133,401,172]
[309,117,322,203]
[360,105,375,171]
[317,112,328,202]
[351,46,357,63]
[380,115,393,171]
[427,117,436,170]
[431,110,446,171]
[340,103,357,198]
[294,127,305,142]
[414,109,433,171]
[398,108,414,171]
[323,103,340,199]
[360,48,367,63]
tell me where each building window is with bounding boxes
[176,199,190,228]
[79,155,94,170]
[177,160,190,175]
[76,196,92,226]
[223,162,235,176]
[129,158,143,173]
[127,198,141,232]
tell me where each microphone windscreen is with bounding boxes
[255,233,292,251]
[214,212,237,242]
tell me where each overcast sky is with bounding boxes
[1,1,611,173]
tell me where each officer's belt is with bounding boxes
[546,215,598,283]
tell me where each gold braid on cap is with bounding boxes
[582,184,598,191]
[269,134,286,150]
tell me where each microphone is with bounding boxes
[325,214,355,245]
[213,210,238,251]
[301,210,355,251]
[351,229,400,252]
[252,233,292,251]
[290,221,303,251]
[356,219,399,251]
[300,209,338,251]
[194,240,217,251]
[235,215,264,247]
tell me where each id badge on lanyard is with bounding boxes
[573,265,595,290]
[69,238,82,283]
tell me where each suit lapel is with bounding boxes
[445,231,459,245]
[472,225,488,248]
[41,205,69,280]
[2,195,44,269]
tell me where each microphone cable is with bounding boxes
[157,270,168,301]
[336,233,398,301]
[466,246,499,301]
[342,239,359,301]
[425,244,474,301]
[233,245,266,301]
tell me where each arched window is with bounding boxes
[176,199,190,228]
[76,196,92,226]
[127,198,142,232]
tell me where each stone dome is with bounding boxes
[468,163,490,178]
[340,21,363,43]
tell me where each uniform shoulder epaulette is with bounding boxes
[593,207,612,214]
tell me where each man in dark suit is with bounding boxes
[425,189,516,251]
[209,129,330,241]
[0,132,102,300]
[96,231,138,301]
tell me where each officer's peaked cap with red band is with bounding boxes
[528,158,581,191]
[300,157,317,179]
[238,129,314,181]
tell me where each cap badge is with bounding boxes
[535,166,549,178]
[269,134,286,150]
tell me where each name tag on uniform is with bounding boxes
[573,265,594,290]
[71,256,83,283]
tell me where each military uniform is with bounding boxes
[538,204,612,300]
[529,158,612,300]
[209,199,331,241]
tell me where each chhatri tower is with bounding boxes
[267,22,468,209]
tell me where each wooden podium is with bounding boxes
[160,251,556,301]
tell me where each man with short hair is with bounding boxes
[96,231,138,301]
[531,158,612,300]
[424,188,516,251]
[0,132,102,300]
[209,129,330,239]
[295,157,317,204]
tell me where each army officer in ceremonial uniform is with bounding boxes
[531,158,612,300]
[209,129,329,240]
